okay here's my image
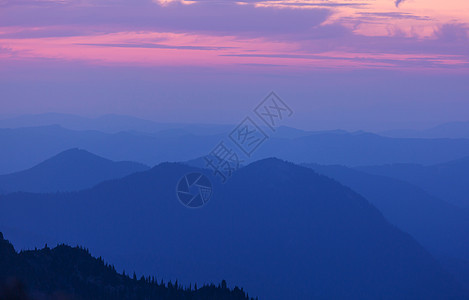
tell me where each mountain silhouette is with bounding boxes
[0,158,466,299]
[256,131,469,166]
[0,113,234,135]
[0,148,149,194]
[0,232,253,300]
[304,163,469,262]
[357,156,469,208]
[3,125,469,174]
[0,125,224,174]
[381,121,469,139]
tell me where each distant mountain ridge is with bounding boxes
[1,158,467,299]
[304,163,469,261]
[0,125,225,174]
[2,125,469,174]
[0,148,149,194]
[0,232,253,300]
[0,113,235,135]
[357,156,469,208]
[381,121,469,139]
[3,113,469,139]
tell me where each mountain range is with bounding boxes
[357,157,469,208]
[304,163,469,264]
[3,125,469,175]
[1,158,467,299]
[381,121,469,139]
[0,148,149,194]
[0,113,234,135]
[3,113,469,139]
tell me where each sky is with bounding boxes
[0,0,468,131]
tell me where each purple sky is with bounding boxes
[0,0,468,131]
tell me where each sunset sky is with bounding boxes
[1,0,468,130]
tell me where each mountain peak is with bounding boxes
[29,148,115,173]
[47,148,106,161]
[0,149,149,194]
[246,157,291,168]
[242,157,315,179]
[58,147,87,154]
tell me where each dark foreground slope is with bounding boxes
[0,159,467,299]
[0,232,252,300]
[0,148,149,194]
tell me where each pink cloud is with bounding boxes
[1,28,467,72]
[0,0,468,72]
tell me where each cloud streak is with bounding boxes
[0,0,468,72]
[77,43,235,51]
